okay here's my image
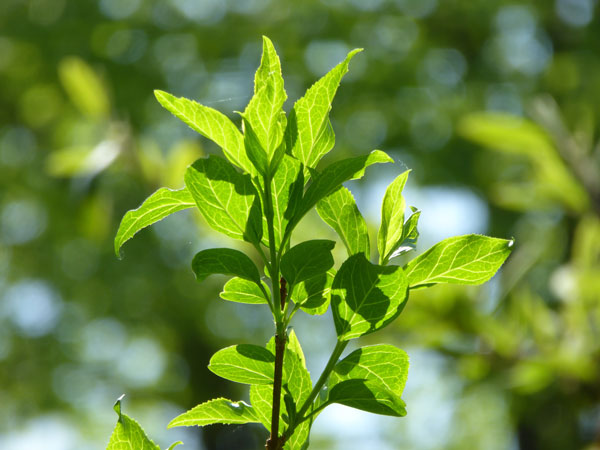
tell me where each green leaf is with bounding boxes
[250,383,284,434]
[388,208,420,260]
[168,398,260,428]
[317,186,370,257]
[154,90,253,174]
[287,49,363,169]
[291,269,335,315]
[281,240,335,286]
[114,187,195,258]
[329,344,409,398]
[378,170,410,264]
[220,277,269,304]
[404,234,514,288]
[291,150,393,230]
[332,253,409,340]
[262,154,304,249]
[209,344,275,385]
[327,379,406,417]
[107,396,160,450]
[191,248,261,284]
[185,155,263,244]
[242,37,287,175]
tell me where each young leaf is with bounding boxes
[107,396,165,450]
[286,49,363,169]
[220,277,269,305]
[405,234,514,288]
[292,150,393,228]
[185,155,263,244]
[378,170,410,264]
[114,187,195,258]
[191,248,261,284]
[168,398,260,428]
[242,37,287,175]
[280,240,335,286]
[154,90,254,174]
[388,208,421,260]
[331,253,409,340]
[327,379,406,417]
[262,154,304,249]
[250,384,285,434]
[317,186,370,257]
[209,344,275,385]
[329,344,409,398]
[291,269,335,315]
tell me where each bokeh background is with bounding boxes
[1,0,600,449]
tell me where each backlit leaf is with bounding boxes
[281,240,335,286]
[291,269,335,315]
[378,170,409,264]
[107,396,161,450]
[209,344,275,385]
[317,186,370,257]
[327,379,406,417]
[405,234,513,288]
[168,398,259,428]
[114,187,194,258]
[185,155,262,244]
[220,277,269,305]
[332,253,408,340]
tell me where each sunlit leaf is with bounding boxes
[168,398,259,428]
[378,170,410,264]
[332,253,408,340]
[327,379,406,417]
[291,269,335,315]
[114,187,195,258]
[281,240,335,286]
[220,277,269,304]
[405,234,513,288]
[209,344,275,385]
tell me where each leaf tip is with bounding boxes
[113,394,125,419]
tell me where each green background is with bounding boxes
[1,0,599,448]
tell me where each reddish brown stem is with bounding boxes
[266,331,286,450]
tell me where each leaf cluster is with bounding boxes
[108,37,513,450]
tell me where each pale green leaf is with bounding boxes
[287,49,363,168]
[59,57,110,120]
[388,209,420,260]
[327,379,406,417]
[184,155,262,244]
[291,269,335,315]
[191,248,261,284]
[220,277,269,305]
[209,344,275,385]
[405,234,514,288]
[292,150,393,229]
[317,186,370,257]
[106,396,160,450]
[114,188,194,258]
[262,154,304,249]
[332,253,408,340]
[378,170,410,264]
[154,90,254,174]
[281,240,335,286]
[329,344,409,398]
[168,398,260,428]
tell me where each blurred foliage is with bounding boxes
[0,0,599,449]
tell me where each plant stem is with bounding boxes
[285,339,348,438]
[267,326,286,450]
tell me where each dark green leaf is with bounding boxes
[405,234,514,288]
[184,155,263,244]
[191,248,261,284]
[154,90,254,174]
[220,277,269,304]
[317,186,370,257]
[209,344,275,385]
[168,398,259,428]
[291,269,335,315]
[281,240,335,286]
[327,379,406,417]
[332,253,409,340]
[114,187,194,258]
